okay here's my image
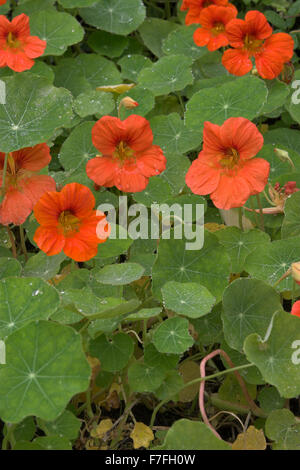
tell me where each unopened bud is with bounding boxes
[120,96,139,109]
[292,262,300,284]
[274,148,295,170]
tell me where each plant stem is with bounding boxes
[238,207,243,232]
[6,227,17,258]
[256,193,265,231]
[176,93,185,115]
[149,362,255,428]
[0,153,8,204]
[165,0,171,18]
[2,423,17,450]
[198,349,263,439]
[19,225,28,261]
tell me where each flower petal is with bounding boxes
[222,48,253,76]
[185,153,220,195]
[86,156,118,187]
[123,115,153,152]
[34,225,65,256]
[219,117,264,159]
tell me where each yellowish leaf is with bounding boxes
[130,422,154,449]
[96,83,135,94]
[91,419,114,439]
[232,426,267,450]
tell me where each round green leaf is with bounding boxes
[138,18,180,58]
[15,0,55,15]
[192,303,223,347]
[88,31,128,58]
[0,258,22,278]
[144,343,180,372]
[282,191,300,238]
[38,410,81,439]
[138,55,194,96]
[222,278,283,352]
[0,277,59,339]
[153,317,194,354]
[258,386,285,414]
[162,25,207,61]
[159,152,190,195]
[128,363,165,393]
[261,80,290,115]
[132,177,173,207]
[23,252,66,281]
[265,409,300,450]
[185,76,268,130]
[150,113,202,154]
[59,121,96,182]
[75,53,122,89]
[79,0,146,35]
[95,263,145,286]
[58,0,96,6]
[0,321,91,423]
[244,310,300,398]
[215,227,270,273]
[162,281,215,318]
[74,90,114,118]
[152,230,230,302]
[0,73,73,152]
[30,10,84,56]
[244,237,300,292]
[157,419,231,450]
[118,54,152,82]
[89,332,134,372]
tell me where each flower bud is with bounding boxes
[120,96,139,109]
[292,262,300,284]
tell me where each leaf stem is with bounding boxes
[19,225,28,261]
[6,227,17,258]
[256,193,265,231]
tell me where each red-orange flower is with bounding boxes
[181,0,234,26]
[185,117,270,210]
[291,301,300,318]
[222,11,294,79]
[0,144,56,226]
[34,183,110,262]
[86,115,167,193]
[193,5,238,51]
[0,13,46,72]
[0,1,7,5]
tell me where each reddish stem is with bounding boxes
[199,349,262,439]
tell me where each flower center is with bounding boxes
[212,22,225,36]
[7,153,16,175]
[244,34,263,54]
[58,210,80,236]
[220,148,240,169]
[6,31,20,49]
[113,141,134,164]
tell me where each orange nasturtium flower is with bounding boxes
[0,13,46,72]
[222,10,294,79]
[0,1,7,5]
[291,301,300,318]
[0,144,56,226]
[181,0,234,26]
[33,183,111,262]
[86,115,167,193]
[193,5,238,51]
[185,117,270,210]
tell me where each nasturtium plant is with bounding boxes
[0,0,300,452]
